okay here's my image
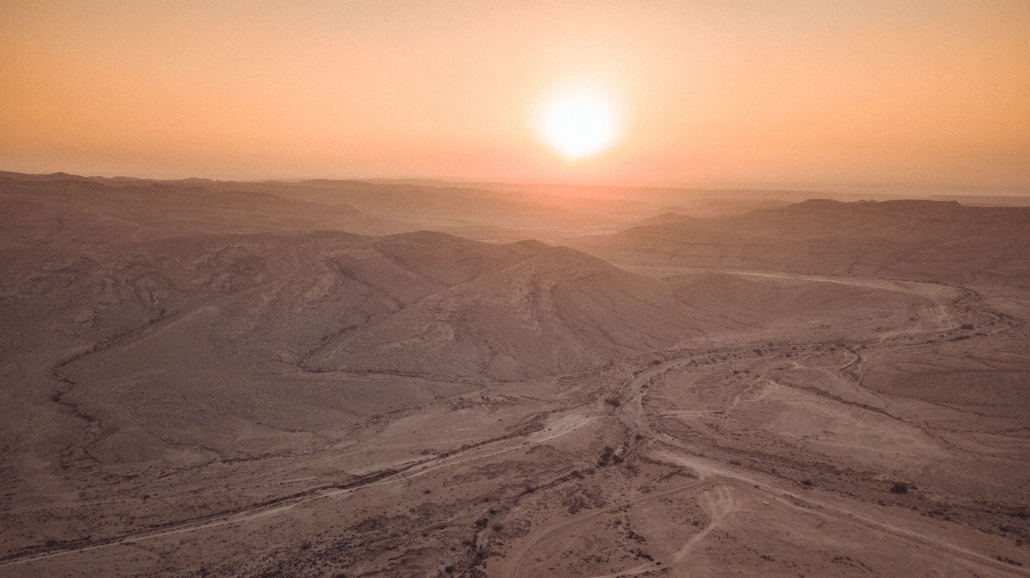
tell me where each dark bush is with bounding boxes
[890,482,909,494]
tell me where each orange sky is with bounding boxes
[1,1,1028,189]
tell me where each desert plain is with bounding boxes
[1,172,1029,577]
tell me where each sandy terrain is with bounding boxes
[1,173,1028,577]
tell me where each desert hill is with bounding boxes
[309,245,731,381]
[4,229,696,464]
[571,199,1030,284]
[0,173,415,241]
[1,230,554,464]
[369,231,549,287]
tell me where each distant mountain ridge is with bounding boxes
[571,199,1030,285]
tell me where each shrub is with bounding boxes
[890,482,909,494]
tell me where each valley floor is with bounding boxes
[3,266,1028,577]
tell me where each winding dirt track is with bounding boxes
[653,450,1030,578]
[502,268,1027,578]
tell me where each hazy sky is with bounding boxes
[1,1,1028,189]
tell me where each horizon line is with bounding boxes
[3,168,1030,197]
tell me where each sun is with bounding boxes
[537,88,622,160]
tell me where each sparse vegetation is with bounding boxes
[995,555,1024,567]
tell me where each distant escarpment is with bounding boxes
[570,199,1030,284]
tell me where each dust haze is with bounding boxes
[2,171,1029,577]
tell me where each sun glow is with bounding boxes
[537,88,622,160]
